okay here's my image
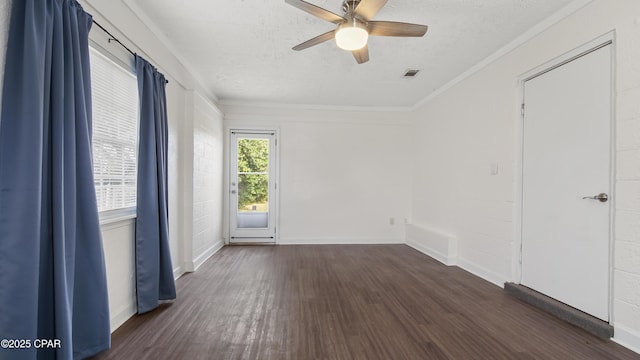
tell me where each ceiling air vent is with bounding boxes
[403,69,420,78]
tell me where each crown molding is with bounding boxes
[121,0,220,105]
[410,0,595,111]
[219,99,413,113]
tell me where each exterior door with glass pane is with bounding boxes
[229,130,277,243]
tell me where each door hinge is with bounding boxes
[521,103,525,117]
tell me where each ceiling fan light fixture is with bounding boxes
[335,19,368,51]
[287,0,429,64]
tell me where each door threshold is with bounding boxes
[504,282,613,339]
[228,242,276,246]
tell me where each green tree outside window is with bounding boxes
[237,139,269,211]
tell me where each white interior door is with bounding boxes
[229,130,277,243]
[521,44,611,321]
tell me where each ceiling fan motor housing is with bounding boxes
[342,0,362,16]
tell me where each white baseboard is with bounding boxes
[406,238,456,266]
[613,325,640,355]
[193,240,225,271]
[173,266,183,280]
[456,257,506,289]
[110,302,136,333]
[179,239,225,275]
[405,224,457,266]
[278,237,404,245]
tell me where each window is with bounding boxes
[90,47,139,216]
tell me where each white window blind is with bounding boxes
[90,47,139,213]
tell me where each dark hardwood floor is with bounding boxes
[92,245,640,360]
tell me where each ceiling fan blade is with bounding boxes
[354,0,388,20]
[368,21,428,37]
[292,30,336,51]
[352,45,369,64]
[285,0,345,24]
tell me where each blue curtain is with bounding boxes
[0,0,110,359]
[135,56,176,314]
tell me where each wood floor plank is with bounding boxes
[91,245,640,360]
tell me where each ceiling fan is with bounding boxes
[285,0,428,64]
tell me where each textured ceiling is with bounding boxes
[129,0,577,107]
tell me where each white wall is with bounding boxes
[409,0,640,351]
[224,104,412,244]
[89,22,197,329]
[101,220,136,331]
[166,80,186,278]
[78,0,225,331]
[191,91,225,268]
[93,80,227,333]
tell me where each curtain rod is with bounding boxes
[91,19,169,84]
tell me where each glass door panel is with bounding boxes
[229,131,276,243]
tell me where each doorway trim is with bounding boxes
[225,127,280,244]
[512,31,616,321]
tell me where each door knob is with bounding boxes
[582,193,608,203]
[231,190,237,194]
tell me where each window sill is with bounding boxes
[99,207,136,226]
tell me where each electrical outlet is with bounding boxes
[389,217,395,225]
